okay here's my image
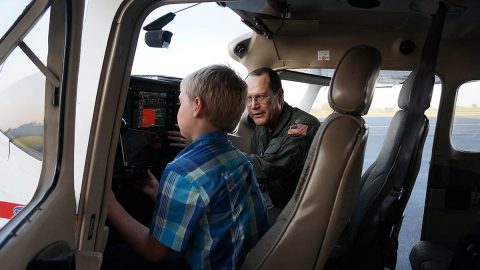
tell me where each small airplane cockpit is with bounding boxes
[2,1,480,269]
[109,6,197,233]
[108,75,181,245]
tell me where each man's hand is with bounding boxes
[141,169,159,202]
[167,126,191,148]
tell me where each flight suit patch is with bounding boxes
[288,124,308,136]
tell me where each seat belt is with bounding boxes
[377,2,447,267]
[388,1,446,212]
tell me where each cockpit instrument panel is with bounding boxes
[126,76,180,130]
[120,75,181,168]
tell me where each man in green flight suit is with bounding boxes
[245,67,320,209]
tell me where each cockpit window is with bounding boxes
[0,8,49,160]
[452,80,480,152]
[281,69,442,171]
[132,3,250,78]
[0,3,49,228]
[0,0,33,39]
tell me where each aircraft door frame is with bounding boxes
[0,0,87,268]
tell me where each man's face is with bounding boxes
[246,73,284,130]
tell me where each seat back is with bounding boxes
[326,4,446,269]
[241,45,381,270]
[326,71,430,269]
[229,109,256,153]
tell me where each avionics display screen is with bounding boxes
[136,91,170,128]
[120,76,181,167]
[126,76,180,130]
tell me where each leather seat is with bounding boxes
[241,45,381,270]
[410,223,480,270]
[326,70,430,269]
[410,241,453,270]
[327,4,447,268]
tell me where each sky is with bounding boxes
[0,1,33,37]
[132,3,250,78]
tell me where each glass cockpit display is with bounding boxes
[135,91,170,128]
[120,76,181,167]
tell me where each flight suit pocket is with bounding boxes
[263,137,286,155]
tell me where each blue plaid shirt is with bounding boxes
[150,131,269,269]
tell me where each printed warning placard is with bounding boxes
[318,50,330,61]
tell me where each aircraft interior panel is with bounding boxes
[108,75,181,246]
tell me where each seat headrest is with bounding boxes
[329,46,381,115]
[397,70,431,111]
[398,70,416,110]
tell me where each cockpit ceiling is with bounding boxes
[225,0,480,41]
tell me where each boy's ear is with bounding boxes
[193,97,204,118]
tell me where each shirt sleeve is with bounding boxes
[247,133,311,185]
[247,117,320,185]
[149,170,207,252]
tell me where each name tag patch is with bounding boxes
[288,124,308,136]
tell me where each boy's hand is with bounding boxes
[141,169,159,202]
[167,125,191,148]
[107,189,121,221]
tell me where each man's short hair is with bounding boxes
[181,64,247,132]
[248,67,283,94]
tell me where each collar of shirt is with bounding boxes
[175,131,229,160]
[271,102,293,137]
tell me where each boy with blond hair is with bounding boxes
[105,65,269,270]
